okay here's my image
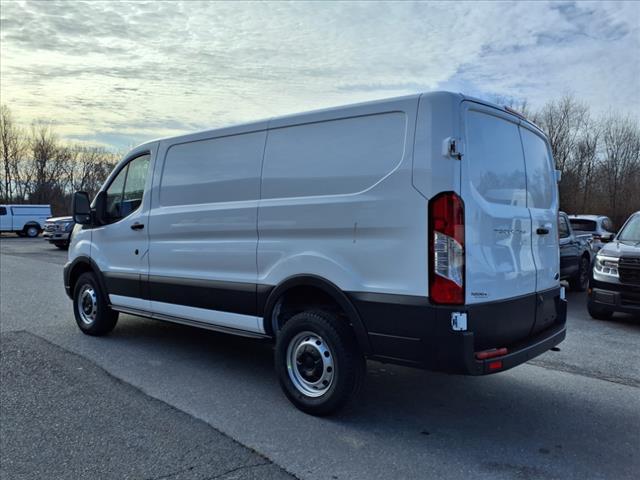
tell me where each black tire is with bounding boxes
[23,224,40,238]
[72,272,118,336]
[53,241,69,250]
[275,310,365,416]
[587,301,613,320]
[569,256,590,292]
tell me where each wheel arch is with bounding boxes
[65,256,109,301]
[23,222,41,232]
[261,274,372,355]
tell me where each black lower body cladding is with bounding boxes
[348,287,567,374]
[64,259,566,375]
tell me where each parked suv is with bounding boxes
[568,215,616,252]
[64,92,567,415]
[43,216,75,249]
[588,211,640,319]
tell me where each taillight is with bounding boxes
[429,192,465,304]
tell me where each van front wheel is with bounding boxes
[275,310,365,416]
[72,272,118,336]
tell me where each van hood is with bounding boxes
[598,240,640,258]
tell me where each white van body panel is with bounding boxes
[90,142,157,312]
[461,101,560,304]
[461,103,537,303]
[65,91,565,373]
[519,125,560,292]
[145,121,268,328]
[258,95,428,296]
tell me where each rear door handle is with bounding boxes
[130,223,145,230]
[536,227,550,235]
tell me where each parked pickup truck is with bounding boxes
[559,211,593,291]
[0,204,51,237]
[43,216,75,249]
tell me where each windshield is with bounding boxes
[569,219,597,232]
[617,215,640,242]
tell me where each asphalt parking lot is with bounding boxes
[1,236,639,480]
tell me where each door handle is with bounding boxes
[130,223,145,230]
[536,227,550,235]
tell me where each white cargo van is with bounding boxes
[65,92,566,415]
[0,204,51,237]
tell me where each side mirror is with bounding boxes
[93,191,107,226]
[602,233,615,243]
[73,192,92,224]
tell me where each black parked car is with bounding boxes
[558,211,593,291]
[588,211,640,319]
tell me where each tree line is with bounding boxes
[2,97,639,226]
[1,105,119,216]
[498,95,640,228]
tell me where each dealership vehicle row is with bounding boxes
[1,236,638,480]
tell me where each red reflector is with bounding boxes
[488,361,503,371]
[475,347,508,360]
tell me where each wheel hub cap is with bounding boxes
[286,331,335,397]
[77,285,97,325]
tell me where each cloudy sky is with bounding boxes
[1,0,638,151]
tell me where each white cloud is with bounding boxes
[1,0,638,150]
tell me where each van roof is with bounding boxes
[134,90,544,150]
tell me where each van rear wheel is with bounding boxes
[72,272,118,336]
[275,310,365,416]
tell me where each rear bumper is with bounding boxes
[348,287,567,375]
[589,277,640,314]
[461,322,565,375]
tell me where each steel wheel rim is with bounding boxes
[286,331,335,398]
[77,284,98,325]
[27,226,38,237]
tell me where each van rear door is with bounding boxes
[519,125,559,293]
[461,102,537,343]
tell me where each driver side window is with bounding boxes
[104,154,150,224]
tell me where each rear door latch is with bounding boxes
[443,137,463,159]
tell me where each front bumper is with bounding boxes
[589,276,640,314]
[43,231,70,242]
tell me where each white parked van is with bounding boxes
[0,204,51,237]
[65,92,566,415]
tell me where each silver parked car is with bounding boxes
[568,215,616,253]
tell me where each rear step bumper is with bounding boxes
[348,287,567,374]
[462,322,566,375]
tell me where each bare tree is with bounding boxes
[534,95,590,172]
[598,113,640,225]
[0,105,27,202]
